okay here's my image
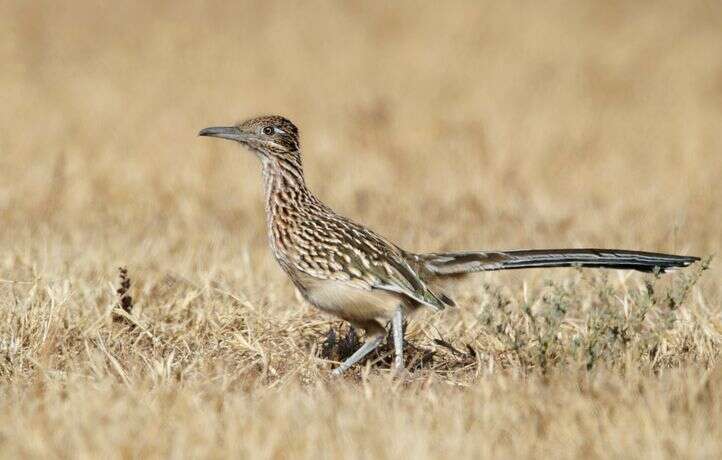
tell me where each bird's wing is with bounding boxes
[352,247,447,310]
[289,216,447,310]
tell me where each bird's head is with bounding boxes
[199,115,300,162]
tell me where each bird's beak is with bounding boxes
[198,126,247,142]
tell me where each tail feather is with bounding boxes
[419,249,699,275]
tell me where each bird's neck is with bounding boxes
[262,154,307,195]
[261,154,314,227]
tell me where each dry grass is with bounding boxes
[1,0,721,458]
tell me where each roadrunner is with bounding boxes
[199,115,699,375]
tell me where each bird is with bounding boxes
[199,115,700,375]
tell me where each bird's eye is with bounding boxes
[262,126,274,136]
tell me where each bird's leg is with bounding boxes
[392,307,405,374]
[331,333,384,376]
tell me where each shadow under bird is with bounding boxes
[199,115,699,375]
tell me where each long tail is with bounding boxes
[417,249,699,275]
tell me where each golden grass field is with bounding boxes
[1,1,721,458]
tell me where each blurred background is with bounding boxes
[1,2,721,456]
[0,0,719,293]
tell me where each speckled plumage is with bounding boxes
[199,115,699,374]
[257,118,448,331]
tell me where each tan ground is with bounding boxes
[1,1,721,458]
